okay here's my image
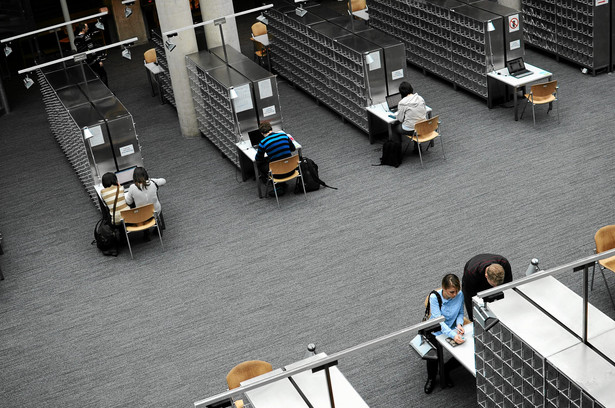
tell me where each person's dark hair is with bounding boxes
[399,81,413,98]
[259,121,272,135]
[442,273,461,291]
[133,166,150,191]
[102,172,117,188]
[77,22,87,33]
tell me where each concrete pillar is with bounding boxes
[201,1,240,51]
[110,0,148,44]
[155,0,199,138]
[59,0,76,51]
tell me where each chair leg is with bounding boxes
[297,169,307,200]
[599,267,615,309]
[155,224,164,250]
[417,142,424,168]
[273,181,280,208]
[591,262,596,290]
[124,228,133,259]
[439,135,446,160]
[532,103,536,127]
[520,100,528,120]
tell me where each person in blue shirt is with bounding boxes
[424,273,466,394]
[254,121,296,192]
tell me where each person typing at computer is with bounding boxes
[101,172,129,227]
[254,121,296,194]
[394,81,427,143]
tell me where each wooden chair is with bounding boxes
[350,0,369,20]
[250,22,269,67]
[266,155,307,208]
[405,115,445,168]
[120,204,163,259]
[592,225,615,309]
[226,360,273,408]
[520,80,558,126]
[144,48,157,64]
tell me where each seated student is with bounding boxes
[254,121,296,193]
[125,167,166,233]
[100,172,129,226]
[424,273,465,394]
[393,81,427,143]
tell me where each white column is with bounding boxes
[155,0,200,138]
[60,0,76,51]
[201,1,241,51]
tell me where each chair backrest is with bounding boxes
[595,225,615,254]
[351,0,367,12]
[251,22,267,37]
[144,48,157,64]
[530,80,557,97]
[226,360,273,390]
[414,115,439,136]
[121,204,155,225]
[269,155,300,177]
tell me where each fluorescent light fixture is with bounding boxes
[365,53,375,65]
[23,75,34,89]
[229,87,238,99]
[4,44,12,57]
[256,13,268,25]
[295,7,307,17]
[124,6,133,18]
[165,39,176,52]
[122,47,131,60]
[487,21,495,32]
[83,127,94,139]
[95,19,105,30]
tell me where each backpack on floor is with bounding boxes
[93,218,120,256]
[295,157,337,193]
[379,140,402,167]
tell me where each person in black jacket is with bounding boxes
[74,22,108,86]
[462,254,512,320]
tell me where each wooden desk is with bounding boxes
[487,63,552,121]
[436,323,476,377]
[235,138,302,198]
[145,62,165,105]
[365,102,432,144]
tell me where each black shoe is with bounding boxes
[424,378,435,394]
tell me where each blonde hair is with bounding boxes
[486,264,505,286]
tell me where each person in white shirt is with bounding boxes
[125,167,166,234]
[394,81,427,144]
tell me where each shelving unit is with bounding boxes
[265,5,401,134]
[370,0,504,100]
[151,30,176,107]
[474,284,615,408]
[521,0,610,74]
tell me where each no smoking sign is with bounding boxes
[509,14,520,32]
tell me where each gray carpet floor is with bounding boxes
[1,2,615,407]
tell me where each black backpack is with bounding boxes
[422,290,443,321]
[295,157,337,193]
[93,218,120,256]
[379,140,402,167]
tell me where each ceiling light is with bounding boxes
[256,13,268,25]
[4,44,12,57]
[95,19,105,30]
[365,53,375,65]
[229,87,238,99]
[124,6,133,18]
[122,47,131,60]
[83,127,94,139]
[23,75,34,89]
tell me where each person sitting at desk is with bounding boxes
[424,273,465,394]
[125,167,166,236]
[462,254,512,321]
[101,172,129,227]
[394,81,427,142]
[254,121,296,193]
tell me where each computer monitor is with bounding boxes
[385,93,402,112]
[248,129,264,147]
[506,57,525,74]
[115,166,136,186]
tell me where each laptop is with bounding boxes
[506,57,532,78]
[115,166,136,187]
[248,129,265,148]
[385,93,402,112]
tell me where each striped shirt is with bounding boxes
[101,185,129,225]
[255,132,296,162]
